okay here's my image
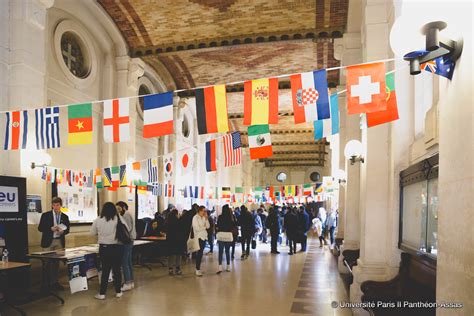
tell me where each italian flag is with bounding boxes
[303,184,313,196]
[111,166,120,188]
[248,124,272,159]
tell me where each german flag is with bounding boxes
[195,85,229,135]
[68,103,93,145]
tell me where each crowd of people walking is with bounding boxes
[56,198,337,300]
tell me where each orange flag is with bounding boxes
[366,72,399,127]
[346,62,387,114]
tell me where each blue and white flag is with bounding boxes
[35,107,60,149]
[147,158,158,183]
[314,94,339,140]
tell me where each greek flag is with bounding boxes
[35,107,60,149]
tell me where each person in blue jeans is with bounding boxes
[216,204,237,273]
[116,201,136,291]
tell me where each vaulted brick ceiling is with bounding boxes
[98,0,349,168]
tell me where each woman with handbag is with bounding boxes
[192,206,210,276]
[216,204,237,273]
[90,202,130,300]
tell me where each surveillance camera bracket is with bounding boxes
[403,21,463,75]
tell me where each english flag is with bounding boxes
[4,110,28,150]
[346,62,387,114]
[103,98,130,143]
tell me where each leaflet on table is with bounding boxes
[67,256,88,294]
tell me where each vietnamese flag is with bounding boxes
[68,103,93,145]
[366,73,399,127]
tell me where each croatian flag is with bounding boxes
[314,94,340,140]
[35,107,60,149]
[290,69,330,124]
[143,92,174,138]
[4,110,28,150]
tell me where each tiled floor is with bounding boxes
[8,239,350,316]
[290,241,352,316]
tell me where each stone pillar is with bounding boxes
[103,56,144,206]
[333,0,363,271]
[436,5,473,314]
[0,0,53,200]
[350,1,398,313]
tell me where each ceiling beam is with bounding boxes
[273,150,328,155]
[132,33,343,58]
[264,162,324,167]
[260,157,325,162]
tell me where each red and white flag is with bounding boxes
[103,98,130,143]
[4,110,28,150]
[346,62,387,114]
[143,92,174,138]
[223,132,242,167]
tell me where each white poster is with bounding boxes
[137,191,157,219]
[57,185,97,223]
[0,186,19,213]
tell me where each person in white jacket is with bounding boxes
[192,206,210,276]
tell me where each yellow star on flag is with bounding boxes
[75,120,84,130]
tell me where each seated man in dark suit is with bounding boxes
[37,197,70,290]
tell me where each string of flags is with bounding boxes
[2,57,453,153]
[40,160,330,203]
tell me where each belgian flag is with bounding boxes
[195,85,229,135]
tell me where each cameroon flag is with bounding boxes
[68,103,93,144]
[243,78,279,125]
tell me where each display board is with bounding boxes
[56,184,97,223]
[137,190,158,220]
[0,176,28,262]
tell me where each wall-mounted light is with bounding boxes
[336,169,347,185]
[390,4,464,75]
[30,152,52,169]
[344,140,364,165]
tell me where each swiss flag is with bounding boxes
[346,62,387,114]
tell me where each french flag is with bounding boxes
[143,92,174,138]
[4,110,28,150]
[205,139,217,172]
[290,69,330,124]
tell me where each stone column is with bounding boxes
[103,56,144,205]
[436,5,473,313]
[0,0,54,199]
[350,1,399,313]
[333,4,363,271]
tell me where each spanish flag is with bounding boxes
[195,85,229,135]
[243,78,279,125]
[68,103,93,145]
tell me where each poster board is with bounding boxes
[0,176,28,262]
[57,184,97,223]
[137,190,158,220]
